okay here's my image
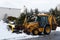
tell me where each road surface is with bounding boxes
[23,31,60,40]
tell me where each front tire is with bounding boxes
[44,26,51,35]
[32,29,39,35]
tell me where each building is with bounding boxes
[0,7,21,20]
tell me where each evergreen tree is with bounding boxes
[35,8,39,14]
[17,13,26,24]
[49,9,55,15]
[30,9,33,15]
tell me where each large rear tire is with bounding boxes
[44,26,51,35]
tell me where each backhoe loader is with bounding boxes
[23,14,58,35]
[8,13,58,35]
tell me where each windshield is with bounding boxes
[37,16,48,27]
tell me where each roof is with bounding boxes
[37,13,49,16]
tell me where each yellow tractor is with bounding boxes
[23,14,58,35]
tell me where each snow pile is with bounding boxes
[0,20,26,39]
[0,20,27,39]
[56,27,60,31]
[0,20,39,40]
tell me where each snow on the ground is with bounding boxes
[0,20,39,40]
[0,20,60,40]
[56,26,60,31]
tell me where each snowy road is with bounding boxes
[23,31,60,40]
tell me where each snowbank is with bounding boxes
[0,20,27,39]
[56,27,60,31]
[0,20,39,40]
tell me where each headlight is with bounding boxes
[11,25,15,28]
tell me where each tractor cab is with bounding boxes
[37,16,48,27]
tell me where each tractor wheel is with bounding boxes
[32,29,39,35]
[44,26,51,35]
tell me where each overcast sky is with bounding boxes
[0,0,60,11]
